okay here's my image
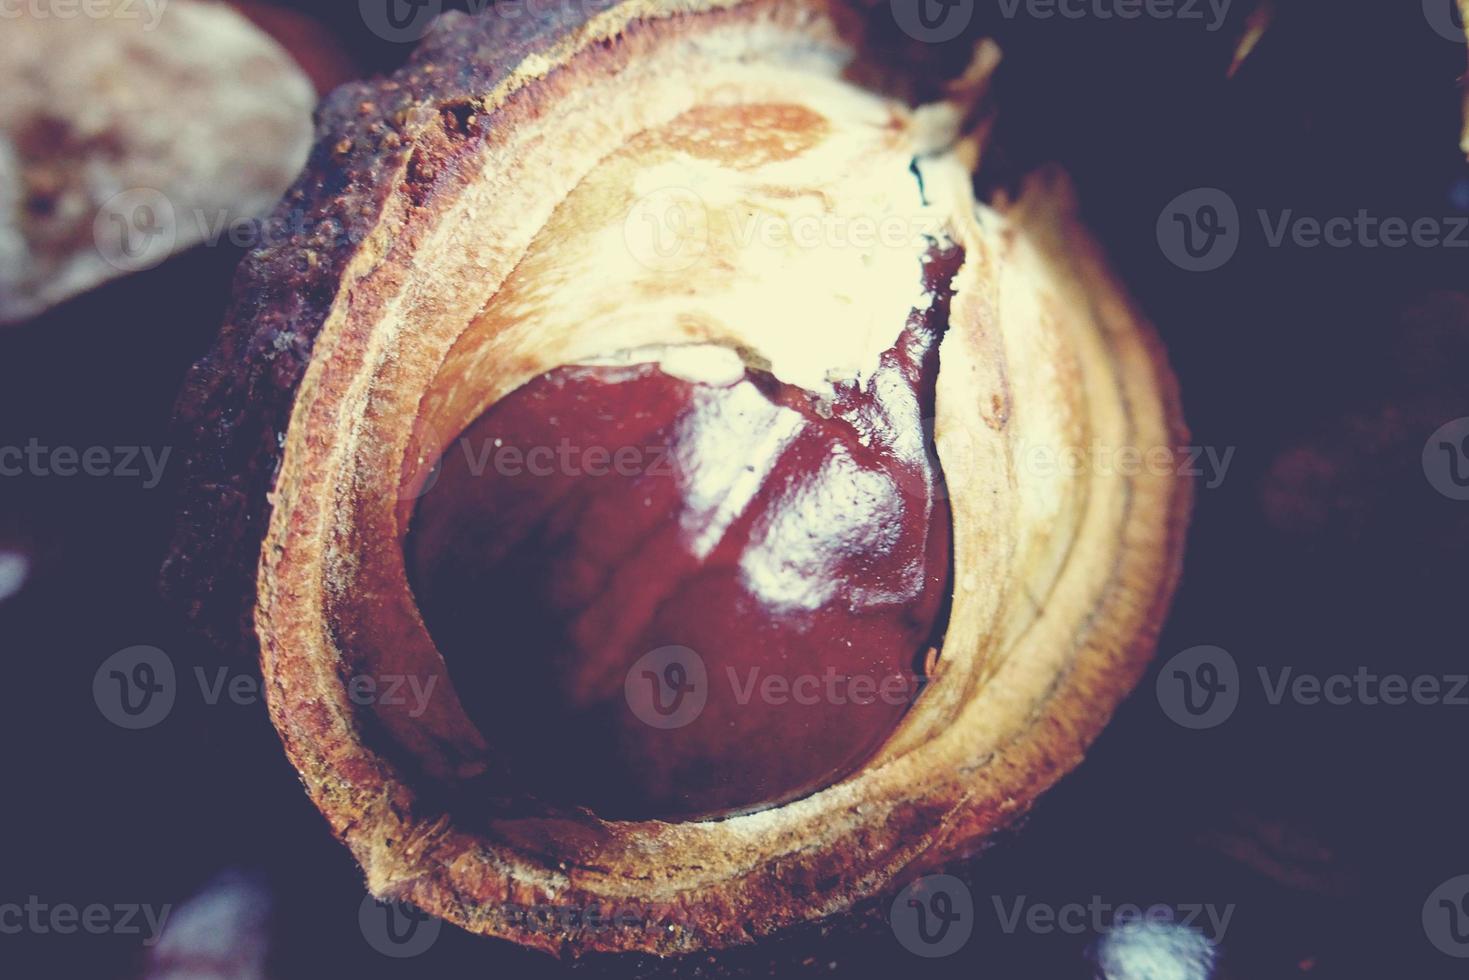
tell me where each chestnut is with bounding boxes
[0,0,320,324]
[407,244,962,820]
[166,0,1191,957]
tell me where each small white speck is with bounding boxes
[1090,917,1218,980]
[0,551,30,602]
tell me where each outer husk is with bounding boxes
[166,0,1191,957]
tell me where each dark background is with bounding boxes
[1,0,1467,976]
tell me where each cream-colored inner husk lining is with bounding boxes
[256,0,1181,952]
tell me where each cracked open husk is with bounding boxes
[165,0,1191,956]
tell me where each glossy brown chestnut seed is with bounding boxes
[408,244,962,821]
